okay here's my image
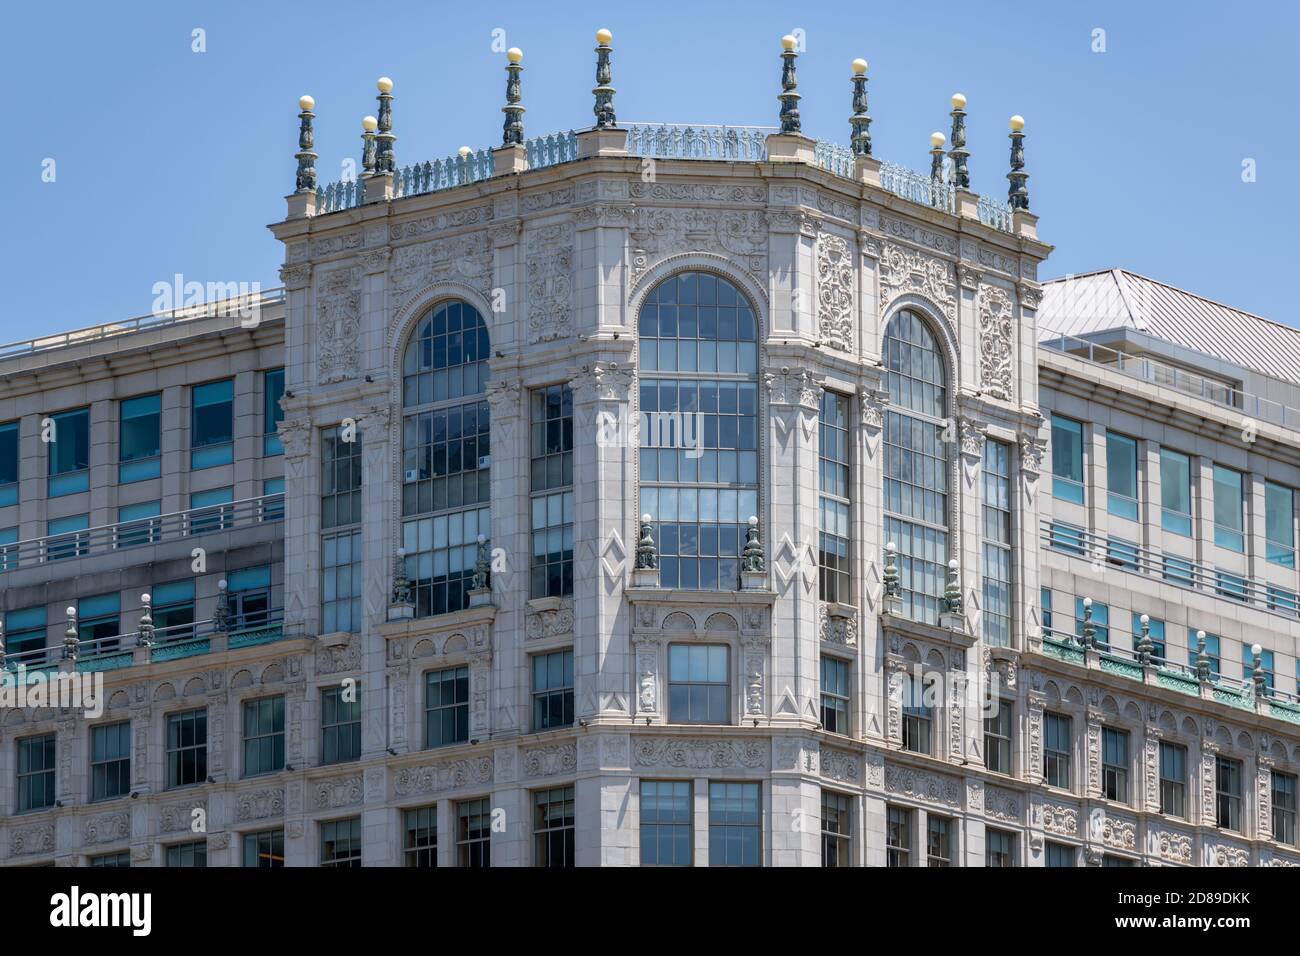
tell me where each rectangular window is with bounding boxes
[1243,642,1275,692]
[321,685,362,765]
[1106,536,1139,571]
[322,529,362,634]
[1212,465,1245,552]
[152,580,195,642]
[1159,448,1193,536]
[1159,742,1187,818]
[1075,598,1109,649]
[1045,841,1076,867]
[886,805,911,867]
[902,674,932,755]
[1132,613,1166,660]
[47,513,89,560]
[321,427,362,529]
[404,805,438,867]
[1050,415,1084,503]
[1044,712,1072,790]
[1273,771,1297,846]
[984,703,1013,775]
[166,709,207,789]
[820,790,851,867]
[5,607,47,660]
[1269,585,1299,616]
[1106,432,1139,520]
[191,379,234,469]
[90,852,130,867]
[818,391,851,604]
[1216,756,1242,832]
[1188,630,1221,678]
[640,780,692,866]
[78,592,120,652]
[242,696,285,777]
[16,733,56,812]
[819,655,850,735]
[119,393,161,482]
[117,500,161,548]
[228,565,272,630]
[263,369,285,456]
[424,666,469,748]
[982,440,1013,646]
[48,407,90,496]
[0,526,15,573]
[1266,482,1296,568]
[0,420,17,506]
[457,797,492,867]
[189,486,233,535]
[668,644,729,724]
[530,385,574,599]
[986,828,1015,867]
[1102,727,1130,803]
[1041,587,1053,637]
[532,649,575,731]
[166,841,207,867]
[534,785,576,868]
[90,721,131,802]
[261,477,284,521]
[1162,553,1195,587]
[402,506,491,618]
[1216,569,1248,602]
[242,828,284,867]
[1048,521,1086,557]
[926,815,952,867]
[320,817,361,867]
[708,782,761,866]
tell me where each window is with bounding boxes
[1048,521,1086,557]
[640,780,692,866]
[320,817,361,867]
[1243,642,1275,692]
[1269,585,1299,616]
[1159,448,1193,536]
[48,407,90,496]
[4,607,47,662]
[1106,432,1139,519]
[1044,841,1075,867]
[0,526,15,572]
[668,644,729,724]
[457,797,492,867]
[708,782,760,866]
[152,580,195,642]
[1159,742,1186,818]
[530,384,574,599]
[404,806,438,867]
[1132,613,1166,660]
[1162,553,1195,587]
[640,272,759,592]
[1265,482,1296,568]
[531,649,574,731]
[424,666,469,747]
[982,440,1013,645]
[90,721,130,802]
[1188,631,1221,678]
[986,828,1015,867]
[166,709,207,789]
[534,785,575,867]
[1044,713,1072,789]
[243,828,284,867]
[1217,568,1248,600]
[886,805,911,867]
[902,673,932,755]
[818,391,851,604]
[190,486,233,534]
[1273,771,1297,845]
[16,733,56,812]
[322,530,362,634]
[883,311,949,622]
[78,593,120,652]
[263,368,285,456]
[926,815,952,867]
[1216,756,1242,832]
[117,500,161,548]
[1213,465,1245,551]
[119,394,161,482]
[1041,587,1053,637]
[166,841,207,867]
[1102,727,1130,803]
[261,478,284,521]
[1106,536,1139,570]
[401,300,491,618]
[191,379,234,469]
[321,426,362,529]
[821,790,851,867]
[47,513,89,560]
[90,852,130,867]
[0,420,17,505]
[321,686,362,764]
[819,656,850,735]
[228,565,272,629]
[1050,415,1084,504]
[1075,597,1109,649]
[242,696,285,777]
[984,703,1012,775]
[1103,855,1135,867]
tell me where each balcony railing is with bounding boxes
[879,160,954,214]
[0,493,284,573]
[625,123,772,161]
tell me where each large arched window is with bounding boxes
[400,300,491,617]
[882,309,949,623]
[638,272,759,591]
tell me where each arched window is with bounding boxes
[882,310,949,623]
[638,272,759,591]
[400,301,491,617]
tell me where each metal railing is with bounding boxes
[977,194,1013,231]
[811,140,854,178]
[1039,331,1300,432]
[0,289,285,362]
[0,493,284,573]
[625,123,772,161]
[879,160,955,215]
[524,131,578,170]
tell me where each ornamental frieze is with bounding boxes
[525,598,575,641]
[629,207,768,287]
[314,774,364,810]
[389,203,494,240]
[316,265,362,385]
[1154,828,1193,864]
[629,182,766,204]
[235,787,285,822]
[984,786,1022,824]
[816,232,855,352]
[82,811,130,846]
[819,746,860,784]
[523,743,578,778]
[525,224,575,344]
[388,232,492,307]
[883,764,961,808]
[10,823,54,856]
[877,240,956,326]
[393,756,494,797]
[978,282,1015,401]
[633,736,768,770]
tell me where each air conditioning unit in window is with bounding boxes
[404,469,422,482]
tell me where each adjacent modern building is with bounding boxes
[3,36,1300,867]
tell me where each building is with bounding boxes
[1,33,1298,868]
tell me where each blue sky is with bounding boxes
[1,0,1295,341]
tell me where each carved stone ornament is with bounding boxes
[978,282,1015,400]
[1019,433,1046,476]
[765,365,823,410]
[816,233,854,351]
[629,206,768,287]
[858,387,889,431]
[884,764,961,808]
[877,240,956,325]
[526,224,574,344]
[633,737,768,770]
[959,417,986,458]
[316,266,363,384]
[388,232,492,307]
[818,603,858,646]
[573,360,635,405]
[526,598,575,640]
[393,756,494,796]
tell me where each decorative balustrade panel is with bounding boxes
[624,124,772,161]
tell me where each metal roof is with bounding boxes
[1038,269,1300,386]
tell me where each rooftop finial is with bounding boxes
[361,115,378,175]
[849,58,871,157]
[1195,630,1211,681]
[1136,613,1153,664]
[778,35,801,134]
[138,592,156,648]
[1080,596,1095,649]
[947,93,970,189]
[929,131,946,200]
[742,516,765,573]
[374,77,396,173]
[503,48,525,146]
[635,514,658,571]
[1007,114,1029,210]
[293,95,317,194]
[593,29,616,129]
[1252,643,1267,697]
[63,605,80,661]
